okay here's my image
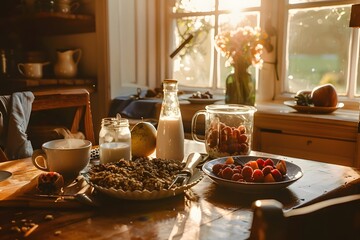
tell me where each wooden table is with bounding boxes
[0,140,359,240]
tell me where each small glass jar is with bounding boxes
[99,117,131,164]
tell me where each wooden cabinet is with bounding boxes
[0,12,95,36]
[258,131,356,166]
[0,10,96,93]
[253,103,359,167]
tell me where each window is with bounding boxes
[167,0,360,101]
[108,0,359,102]
[283,1,358,97]
[169,0,262,92]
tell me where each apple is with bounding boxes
[131,121,157,157]
[311,84,338,107]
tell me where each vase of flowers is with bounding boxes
[215,26,273,105]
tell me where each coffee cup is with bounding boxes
[17,62,49,79]
[191,104,256,158]
[32,139,92,179]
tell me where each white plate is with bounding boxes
[180,94,224,104]
[84,170,203,200]
[284,101,344,114]
[202,156,303,193]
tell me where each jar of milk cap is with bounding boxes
[99,115,131,164]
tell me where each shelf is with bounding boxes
[0,78,97,94]
[0,12,95,36]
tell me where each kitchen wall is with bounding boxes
[42,0,106,141]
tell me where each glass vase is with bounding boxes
[225,65,255,106]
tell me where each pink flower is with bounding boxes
[215,26,272,68]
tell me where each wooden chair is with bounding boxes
[249,194,360,240]
[29,89,95,147]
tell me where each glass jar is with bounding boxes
[99,117,131,164]
[191,104,257,158]
[156,79,184,161]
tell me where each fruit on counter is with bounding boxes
[211,157,287,183]
[190,91,213,99]
[131,121,157,157]
[295,90,312,106]
[311,83,338,107]
[294,84,338,107]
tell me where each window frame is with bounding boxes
[275,0,360,102]
[107,0,359,106]
[166,1,264,94]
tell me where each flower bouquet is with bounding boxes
[215,26,273,105]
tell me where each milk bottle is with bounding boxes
[156,79,184,161]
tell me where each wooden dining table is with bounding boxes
[0,139,359,240]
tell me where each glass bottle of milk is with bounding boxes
[99,117,131,164]
[156,79,184,161]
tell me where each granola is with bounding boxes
[88,157,185,191]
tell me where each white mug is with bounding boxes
[17,62,49,79]
[32,139,92,179]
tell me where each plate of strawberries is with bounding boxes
[202,156,303,192]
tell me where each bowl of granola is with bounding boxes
[84,157,203,200]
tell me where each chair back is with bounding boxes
[249,194,360,240]
[31,89,95,145]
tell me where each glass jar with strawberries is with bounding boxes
[192,104,256,158]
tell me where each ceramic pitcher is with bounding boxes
[54,48,82,78]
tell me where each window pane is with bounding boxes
[286,6,351,94]
[218,0,260,10]
[173,0,215,13]
[172,16,214,87]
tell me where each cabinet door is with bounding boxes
[259,132,356,166]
